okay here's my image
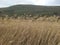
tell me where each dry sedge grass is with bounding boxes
[0,17,60,45]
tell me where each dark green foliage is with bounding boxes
[0,5,60,17]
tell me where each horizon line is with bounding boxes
[0,4,60,8]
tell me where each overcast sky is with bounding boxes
[0,0,60,7]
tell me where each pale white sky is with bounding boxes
[0,0,60,7]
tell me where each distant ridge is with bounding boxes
[0,4,60,17]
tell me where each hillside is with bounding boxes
[0,5,60,17]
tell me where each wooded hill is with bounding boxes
[0,5,60,17]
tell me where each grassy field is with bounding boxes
[0,16,60,45]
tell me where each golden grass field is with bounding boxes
[0,16,60,45]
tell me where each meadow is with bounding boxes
[0,16,60,45]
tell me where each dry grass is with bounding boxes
[0,16,60,45]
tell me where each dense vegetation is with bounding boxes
[0,5,60,17]
[0,16,60,45]
[0,4,60,45]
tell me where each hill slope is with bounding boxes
[0,5,60,17]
